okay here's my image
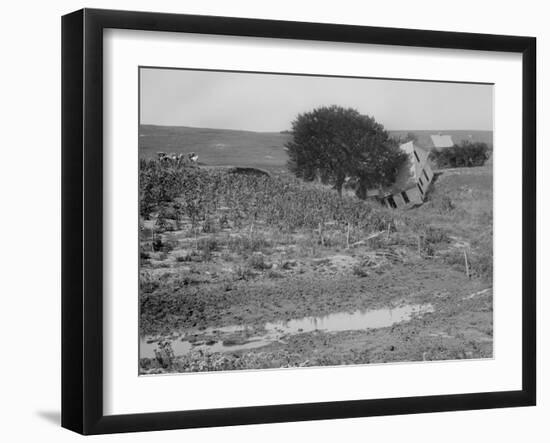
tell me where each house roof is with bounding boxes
[430,134,454,148]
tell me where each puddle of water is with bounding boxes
[140,303,433,359]
[264,304,433,334]
[140,336,273,359]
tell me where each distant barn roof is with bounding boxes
[430,134,454,149]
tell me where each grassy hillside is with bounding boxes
[139,124,493,172]
[139,125,291,173]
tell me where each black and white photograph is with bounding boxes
[0,0,544,439]
[138,67,494,374]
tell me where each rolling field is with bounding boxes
[139,125,292,173]
[139,124,493,173]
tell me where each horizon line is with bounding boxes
[139,123,494,133]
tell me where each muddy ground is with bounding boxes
[139,242,492,373]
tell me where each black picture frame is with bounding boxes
[61,8,536,435]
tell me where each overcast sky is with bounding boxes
[140,68,493,132]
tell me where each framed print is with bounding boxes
[61,8,536,435]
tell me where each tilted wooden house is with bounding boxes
[368,141,434,209]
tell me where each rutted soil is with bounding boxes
[139,254,492,373]
[140,258,484,335]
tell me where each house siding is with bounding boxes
[371,142,435,209]
[405,186,423,204]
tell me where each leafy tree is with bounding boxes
[353,135,409,199]
[430,141,489,169]
[285,105,407,197]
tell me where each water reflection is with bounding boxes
[264,304,433,334]
[140,303,433,359]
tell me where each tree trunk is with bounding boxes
[334,173,345,197]
[355,178,368,200]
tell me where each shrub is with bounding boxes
[430,141,489,169]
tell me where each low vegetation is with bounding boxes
[140,156,396,234]
[429,141,490,169]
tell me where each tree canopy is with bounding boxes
[285,105,407,197]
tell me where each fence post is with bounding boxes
[463,248,470,279]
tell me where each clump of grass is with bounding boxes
[202,216,217,233]
[176,253,192,262]
[228,235,272,255]
[442,249,465,269]
[320,231,347,248]
[198,237,219,252]
[266,269,284,279]
[154,341,175,369]
[139,271,159,293]
[197,237,219,261]
[247,253,270,270]
[153,236,176,253]
[352,265,369,278]
[469,250,492,281]
[433,195,455,213]
[152,237,163,252]
[220,250,235,262]
[469,228,493,281]
[422,226,450,244]
[234,265,256,281]
[367,235,385,250]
